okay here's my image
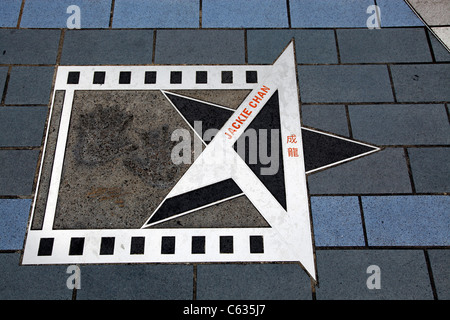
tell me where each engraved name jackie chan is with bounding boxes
[224,85,271,139]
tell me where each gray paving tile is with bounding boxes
[247,29,338,64]
[310,196,365,246]
[301,105,349,137]
[155,30,245,64]
[202,0,288,28]
[76,264,193,299]
[113,0,199,28]
[337,28,432,63]
[429,30,450,62]
[0,107,48,147]
[315,250,433,300]
[307,148,412,195]
[427,250,450,300]
[0,29,61,65]
[289,0,375,28]
[376,0,424,27]
[0,199,31,250]
[390,64,450,102]
[197,264,312,300]
[298,65,394,103]
[4,66,54,105]
[0,67,7,96]
[408,147,450,193]
[362,196,450,246]
[348,104,450,145]
[0,150,39,196]
[60,30,154,65]
[0,253,72,299]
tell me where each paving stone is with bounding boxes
[310,196,365,247]
[298,65,394,103]
[202,0,288,28]
[362,196,450,246]
[427,250,450,300]
[307,148,412,195]
[301,105,349,137]
[289,0,375,28]
[408,147,450,193]
[197,264,312,300]
[247,29,338,64]
[61,30,153,65]
[0,253,71,299]
[315,250,433,300]
[376,0,424,27]
[20,0,111,28]
[390,64,450,102]
[76,264,193,299]
[0,107,48,147]
[0,150,39,196]
[0,29,60,65]
[0,199,31,250]
[4,66,54,105]
[155,30,245,64]
[337,28,432,63]
[113,0,199,28]
[0,67,7,96]
[429,30,450,62]
[348,104,450,145]
[0,0,22,27]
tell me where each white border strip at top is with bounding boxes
[54,65,272,91]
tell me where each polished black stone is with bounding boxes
[148,179,242,225]
[93,71,105,84]
[220,236,233,253]
[37,238,54,256]
[192,236,206,254]
[130,236,145,255]
[249,235,264,253]
[67,71,80,84]
[69,237,85,256]
[99,237,115,255]
[161,236,175,254]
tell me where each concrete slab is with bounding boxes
[301,105,349,137]
[428,250,450,300]
[155,30,245,64]
[20,0,111,28]
[298,65,394,103]
[408,147,450,193]
[196,264,312,300]
[376,0,423,27]
[0,199,31,250]
[113,0,199,28]
[0,0,22,27]
[310,196,365,247]
[0,150,39,196]
[315,250,433,300]
[0,107,48,147]
[202,0,288,28]
[362,196,450,246]
[61,30,154,65]
[0,29,60,65]
[0,253,71,300]
[76,264,193,299]
[390,64,450,102]
[247,29,338,64]
[307,148,412,195]
[4,66,54,105]
[289,0,375,28]
[348,104,450,145]
[337,28,432,63]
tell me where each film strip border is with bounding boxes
[54,65,272,91]
[21,228,296,264]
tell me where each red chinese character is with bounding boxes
[288,148,299,157]
[287,134,297,144]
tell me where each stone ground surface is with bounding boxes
[0,0,449,301]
